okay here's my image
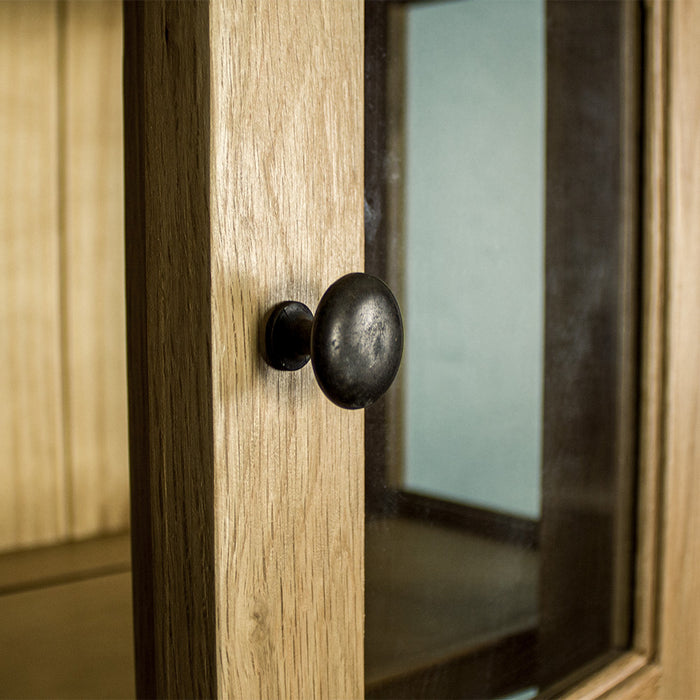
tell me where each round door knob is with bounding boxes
[264,273,403,409]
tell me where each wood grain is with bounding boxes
[125,1,364,696]
[559,653,647,700]
[210,1,364,697]
[62,0,129,539]
[558,654,661,700]
[125,3,216,696]
[659,0,700,697]
[607,665,661,700]
[0,1,66,551]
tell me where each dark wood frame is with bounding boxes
[364,0,643,695]
[539,0,642,687]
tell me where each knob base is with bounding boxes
[264,301,313,371]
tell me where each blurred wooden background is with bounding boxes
[0,3,134,696]
[0,0,129,553]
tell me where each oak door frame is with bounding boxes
[124,0,700,696]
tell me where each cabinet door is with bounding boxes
[124,1,700,697]
[124,2,364,697]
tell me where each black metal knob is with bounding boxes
[264,273,403,409]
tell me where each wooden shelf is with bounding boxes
[0,534,134,699]
[0,523,537,698]
[366,517,538,688]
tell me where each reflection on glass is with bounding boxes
[365,0,544,697]
[366,0,641,695]
[402,0,544,518]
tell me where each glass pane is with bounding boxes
[365,0,544,695]
[402,0,544,522]
[364,0,640,696]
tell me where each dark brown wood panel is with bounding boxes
[540,0,642,688]
[365,0,394,516]
[124,3,216,697]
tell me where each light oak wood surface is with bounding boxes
[0,1,66,551]
[658,0,700,697]
[1,1,129,552]
[608,665,662,700]
[210,1,364,697]
[563,653,648,700]
[62,0,129,539]
[125,1,364,696]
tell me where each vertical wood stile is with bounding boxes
[210,1,364,697]
[659,0,700,697]
[125,1,364,696]
[62,0,129,539]
[0,1,66,551]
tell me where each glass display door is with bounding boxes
[364,1,641,696]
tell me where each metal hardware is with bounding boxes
[264,273,403,409]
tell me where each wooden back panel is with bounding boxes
[659,1,700,696]
[0,1,65,551]
[0,1,128,552]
